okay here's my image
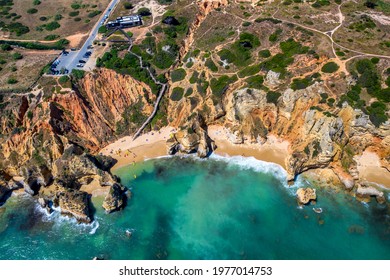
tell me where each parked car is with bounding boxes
[79,60,86,64]
[71,48,77,51]
[76,63,84,68]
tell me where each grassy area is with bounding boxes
[0,47,57,91]
[0,0,110,41]
[333,0,390,55]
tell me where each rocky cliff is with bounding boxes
[0,69,155,222]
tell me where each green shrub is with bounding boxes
[189,71,199,84]
[54,14,62,21]
[98,25,107,34]
[259,49,271,58]
[385,76,390,87]
[7,78,18,84]
[69,11,79,17]
[44,34,59,40]
[291,76,313,90]
[71,3,81,9]
[1,43,12,51]
[170,87,184,101]
[5,22,30,36]
[371,57,380,64]
[245,75,264,90]
[269,29,282,42]
[321,62,339,73]
[123,2,134,9]
[138,7,151,16]
[58,75,69,84]
[238,63,261,78]
[185,88,193,96]
[33,0,41,5]
[210,75,238,101]
[13,52,23,60]
[367,101,388,127]
[45,21,60,31]
[266,91,281,105]
[88,10,101,18]
[205,58,218,72]
[171,68,186,82]
[71,69,85,80]
[27,8,38,14]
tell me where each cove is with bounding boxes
[0,155,389,259]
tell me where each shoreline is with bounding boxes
[99,126,389,190]
[99,125,290,172]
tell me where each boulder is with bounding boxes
[296,188,317,205]
[102,183,127,213]
[57,189,91,223]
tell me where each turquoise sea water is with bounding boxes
[0,155,389,260]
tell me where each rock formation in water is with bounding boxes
[0,69,155,222]
[296,188,317,205]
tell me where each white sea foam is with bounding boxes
[89,220,100,235]
[208,154,288,184]
[34,202,100,234]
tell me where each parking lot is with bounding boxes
[50,0,120,75]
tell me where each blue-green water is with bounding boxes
[0,155,389,259]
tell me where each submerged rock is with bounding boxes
[102,183,127,213]
[296,188,317,205]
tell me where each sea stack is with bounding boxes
[296,188,317,206]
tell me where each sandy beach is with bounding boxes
[100,126,176,170]
[355,151,390,188]
[207,125,289,169]
[99,126,389,189]
[100,125,290,171]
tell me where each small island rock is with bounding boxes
[296,188,317,205]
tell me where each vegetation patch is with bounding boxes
[210,75,238,103]
[217,32,260,67]
[245,75,264,90]
[321,62,339,73]
[171,68,186,82]
[266,91,281,105]
[170,87,184,101]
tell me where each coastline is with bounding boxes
[99,126,389,190]
[100,125,290,172]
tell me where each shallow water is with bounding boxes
[0,155,389,259]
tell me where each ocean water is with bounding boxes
[0,155,389,260]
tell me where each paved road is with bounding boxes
[52,0,120,74]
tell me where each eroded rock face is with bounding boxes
[102,183,127,213]
[57,189,91,223]
[167,114,214,158]
[356,183,386,204]
[296,188,317,205]
[33,144,127,222]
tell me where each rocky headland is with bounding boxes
[0,0,389,222]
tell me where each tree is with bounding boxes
[1,43,12,51]
[123,2,134,9]
[138,8,151,16]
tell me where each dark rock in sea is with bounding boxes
[102,183,127,213]
[162,16,180,26]
[0,185,11,205]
